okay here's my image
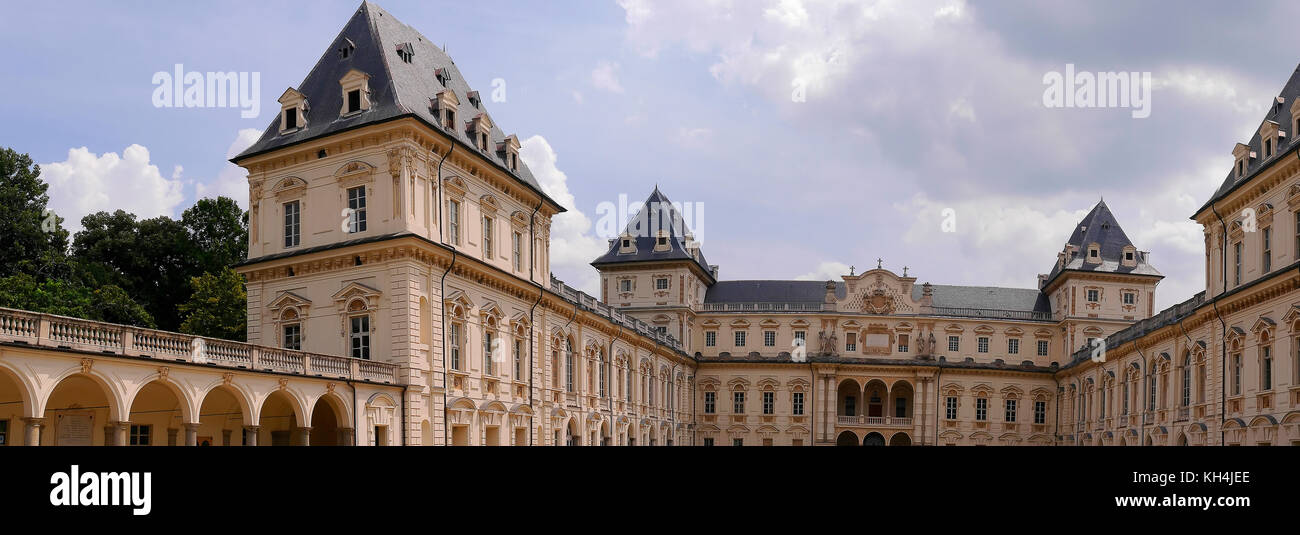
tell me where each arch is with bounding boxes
[127,377,196,425]
[258,389,306,446]
[836,379,861,418]
[835,430,859,446]
[309,391,350,446]
[42,367,127,423]
[126,381,189,445]
[862,431,886,446]
[0,361,37,419]
[889,380,914,419]
[42,372,126,446]
[888,432,912,446]
[863,379,888,419]
[197,384,250,446]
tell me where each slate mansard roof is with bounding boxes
[1041,199,1162,288]
[591,187,715,282]
[1197,63,1300,216]
[232,2,561,211]
[702,280,1050,315]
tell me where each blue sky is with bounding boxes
[3,0,1298,311]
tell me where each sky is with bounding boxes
[2,0,1297,311]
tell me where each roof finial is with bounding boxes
[876,258,883,270]
[849,265,855,276]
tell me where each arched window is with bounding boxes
[280,308,302,350]
[599,350,608,397]
[564,339,574,392]
[347,299,371,360]
[1181,353,1191,407]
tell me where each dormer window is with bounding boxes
[467,91,481,108]
[1085,242,1101,263]
[468,114,493,152]
[435,68,450,87]
[499,134,521,172]
[1260,121,1280,159]
[1232,142,1254,179]
[1121,245,1137,267]
[338,69,372,117]
[395,42,414,63]
[277,88,309,134]
[618,233,637,255]
[337,38,355,59]
[432,90,459,130]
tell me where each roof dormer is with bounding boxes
[498,134,521,172]
[394,42,414,64]
[338,69,372,116]
[1085,242,1102,264]
[277,88,309,134]
[337,38,356,59]
[1232,142,1254,179]
[435,68,451,87]
[617,232,637,255]
[467,113,493,152]
[431,89,459,130]
[1120,245,1137,267]
[1259,120,1281,159]
[653,229,671,252]
[467,90,481,109]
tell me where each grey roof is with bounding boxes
[1042,199,1162,287]
[705,280,846,303]
[910,284,1050,313]
[1197,63,1300,216]
[232,2,560,211]
[590,187,713,281]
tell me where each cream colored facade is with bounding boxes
[1,2,1297,447]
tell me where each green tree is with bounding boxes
[178,268,247,341]
[181,196,248,273]
[0,273,154,328]
[73,211,198,330]
[0,148,70,278]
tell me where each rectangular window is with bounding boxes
[514,339,522,379]
[705,331,716,347]
[129,425,151,446]
[1262,227,1272,273]
[845,332,857,352]
[483,331,494,376]
[1005,399,1017,422]
[945,397,957,420]
[704,392,716,414]
[482,216,494,259]
[1122,381,1129,414]
[447,200,460,244]
[282,323,301,351]
[284,108,298,129]
[948,336,960,352]
[347,89,361,113]
[703,437,714,447]
[0,420,7,446]
[975,398,987,421]
[762,391,774,415]
[449,323,461,370]
[619,279,632,292]
[1123,292,1135,305]
[1034,401,1046,424]
[512,231,522,272]
[1037,340,1049,357]
[350,315,370,360]
[792,392,804,415]
[1007,338,1019,355]
[734,331,746,347]
[733,392,745,414]
[1262,346,1272,390]
[347,186,367,233]
[1181,365,1191,407]
[1147,375,1156,410]
[1086,289,1099,302]
[897,334,909,353]
[1232,354,1241,396]
[655,278,669,290]
[733,438,743,447]
[763,331,776,347]
[978,337,989,353]
[283,201,300,248]
[1233,242,1242,286]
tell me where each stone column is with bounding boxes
[22,417,45,446]
[183,423,200,446]
[167,428,179,446]
[338,427,355,446]
[293,426,312,446]
[242,425,260,446]
[105,421,129,446]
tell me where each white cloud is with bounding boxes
[520,135,608,294]
[195,128,261,210]
[794,261,852,281]
[673,127,714,145]
[42,144,185,231]
[591,61,625,94]
[571,90,585,104]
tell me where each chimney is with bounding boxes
[710,264,719,280]
[824,281,838,304]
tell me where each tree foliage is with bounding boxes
[178,268,247,341]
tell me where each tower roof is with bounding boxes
[232,2,561,211]
[1042,199,1161,287]
[591,187,714,283]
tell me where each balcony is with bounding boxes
[699,302,825,312]
[836,415,913,427]
[1176,407,1190,421]
[0,307,399,384]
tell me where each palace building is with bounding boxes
[0,2,1296,446]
